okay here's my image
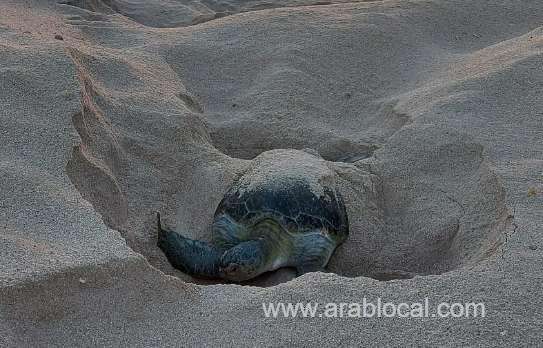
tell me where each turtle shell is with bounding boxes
[214,178,349,241]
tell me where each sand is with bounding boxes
[1,0,542,346]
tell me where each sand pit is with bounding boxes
[63,44,508,286]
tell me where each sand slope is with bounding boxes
[1,0,542,346]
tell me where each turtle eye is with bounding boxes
[228,264,239,273]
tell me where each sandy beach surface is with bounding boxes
[1,0,542,346]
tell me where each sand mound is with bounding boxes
[62,0,370,27]
[334,124,510,280]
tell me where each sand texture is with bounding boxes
[1,0,542,346]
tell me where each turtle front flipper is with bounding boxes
[156,212,222,279]
[292,231,336,276]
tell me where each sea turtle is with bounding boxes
[157,150,349,282]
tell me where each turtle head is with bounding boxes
[219,239,267,282]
